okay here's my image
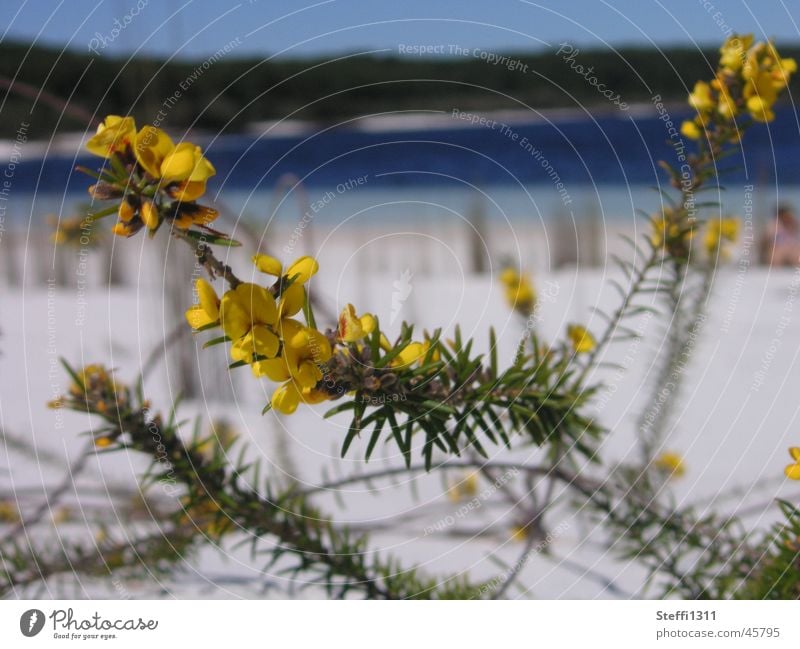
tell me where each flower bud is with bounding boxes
[88,182,123,200]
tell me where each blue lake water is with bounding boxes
[4,106,800,226]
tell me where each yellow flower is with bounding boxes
[785,447,800,480]
[219,282,279,346]
[86,115,136,158]
[338,303,377,342]
[704,217,740,255]
[271,381,302,415]
[140,199,159,231]
[395,341,425,367]
[253,254,319,284]
[134,126,215,198]
[190,254,330,416]
[258,320,332,413]
[746,95,774,122]
[161,143,215,184]
[172,204,219,230]
[688,81,715,113]
[680,120,702,140]
[780,56,798,83]
[287,326,332,379]
[118,199,135,223]
[719,34,753,72]
[270,381,329,415]
[712,76,738,119]
[499,267,536,314]
[741,40,795,123]
[567,324,595,354]
[720,218,739,241]
[251,254,320,319]
[447,472,479,503]
[185,278,221,330]
[676,36,794,141]
[134,126,176,177]
[58,364,129,414]
[94,436,113,449]
[654,451,686,478]
[256,254,322,321]
[112,222,136,237]
[650,210,696,257]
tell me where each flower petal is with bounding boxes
[234,283,278,326]
[338,304,363,342]
[185,305,215,330]
[285,256,319,284]
[134,126,174,178]
[140,200,159,231]
[196,278,220,321]
[279,284,305,318]
[785,463,800,481]
[293,360,321,389]
[219,291,251,340]
[160,142,199,184]
[86,115,136,158]
[252,325,280,358]
[272,382,301,415]
[252,357,292,381]
[253,254,283,276]
[172,180,206,202]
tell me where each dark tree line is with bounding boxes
[1,40,799,139]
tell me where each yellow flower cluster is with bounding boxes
[86,115,218,237]
[681,35,795,139]
[499,267,536,315]
[704,216,740,257]
[185,254,332,414]
[186,250,437,414]
[336,303,435,369]
[48,365,131,446]
[48,364,129,414]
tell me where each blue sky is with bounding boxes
[2,0,799,60]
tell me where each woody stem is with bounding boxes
[173,229,242,289]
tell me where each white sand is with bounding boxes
[2,228,800,599]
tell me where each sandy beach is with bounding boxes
[3,222,799,598]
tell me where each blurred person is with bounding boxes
[760,204,800,266]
